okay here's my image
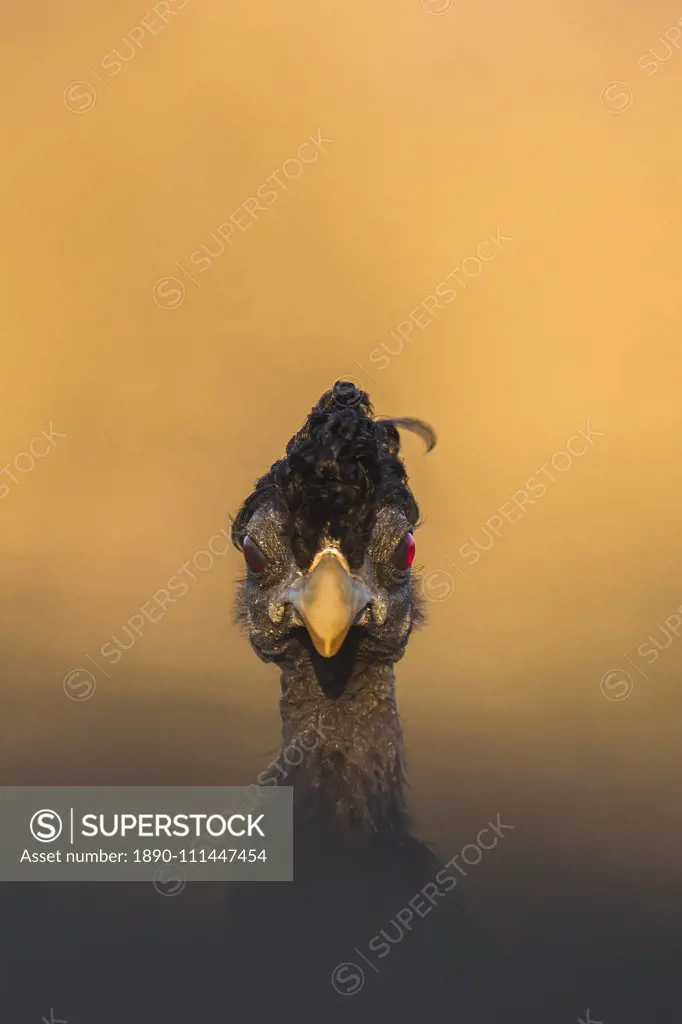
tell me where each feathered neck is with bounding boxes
[264,657,409,838]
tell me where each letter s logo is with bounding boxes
[29,809,63,843]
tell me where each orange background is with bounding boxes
[1,0,681,952]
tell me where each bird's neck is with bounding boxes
[267,659,409,836]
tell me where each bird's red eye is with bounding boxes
[243,536,268,573]
[392,533,415,570]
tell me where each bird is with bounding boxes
[229,379,437,838]
[215,380,557,1022]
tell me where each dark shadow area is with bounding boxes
[0,665,679,1024]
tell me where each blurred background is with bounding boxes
[1,0,681,985]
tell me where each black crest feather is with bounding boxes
[232,382,436,567]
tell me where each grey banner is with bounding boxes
[0,787,292,882]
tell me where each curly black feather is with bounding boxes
[232,381,434,568]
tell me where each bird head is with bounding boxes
[231,381,436,689]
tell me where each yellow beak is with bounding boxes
[287,551,371,658]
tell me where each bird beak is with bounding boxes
[286,550,371,658]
